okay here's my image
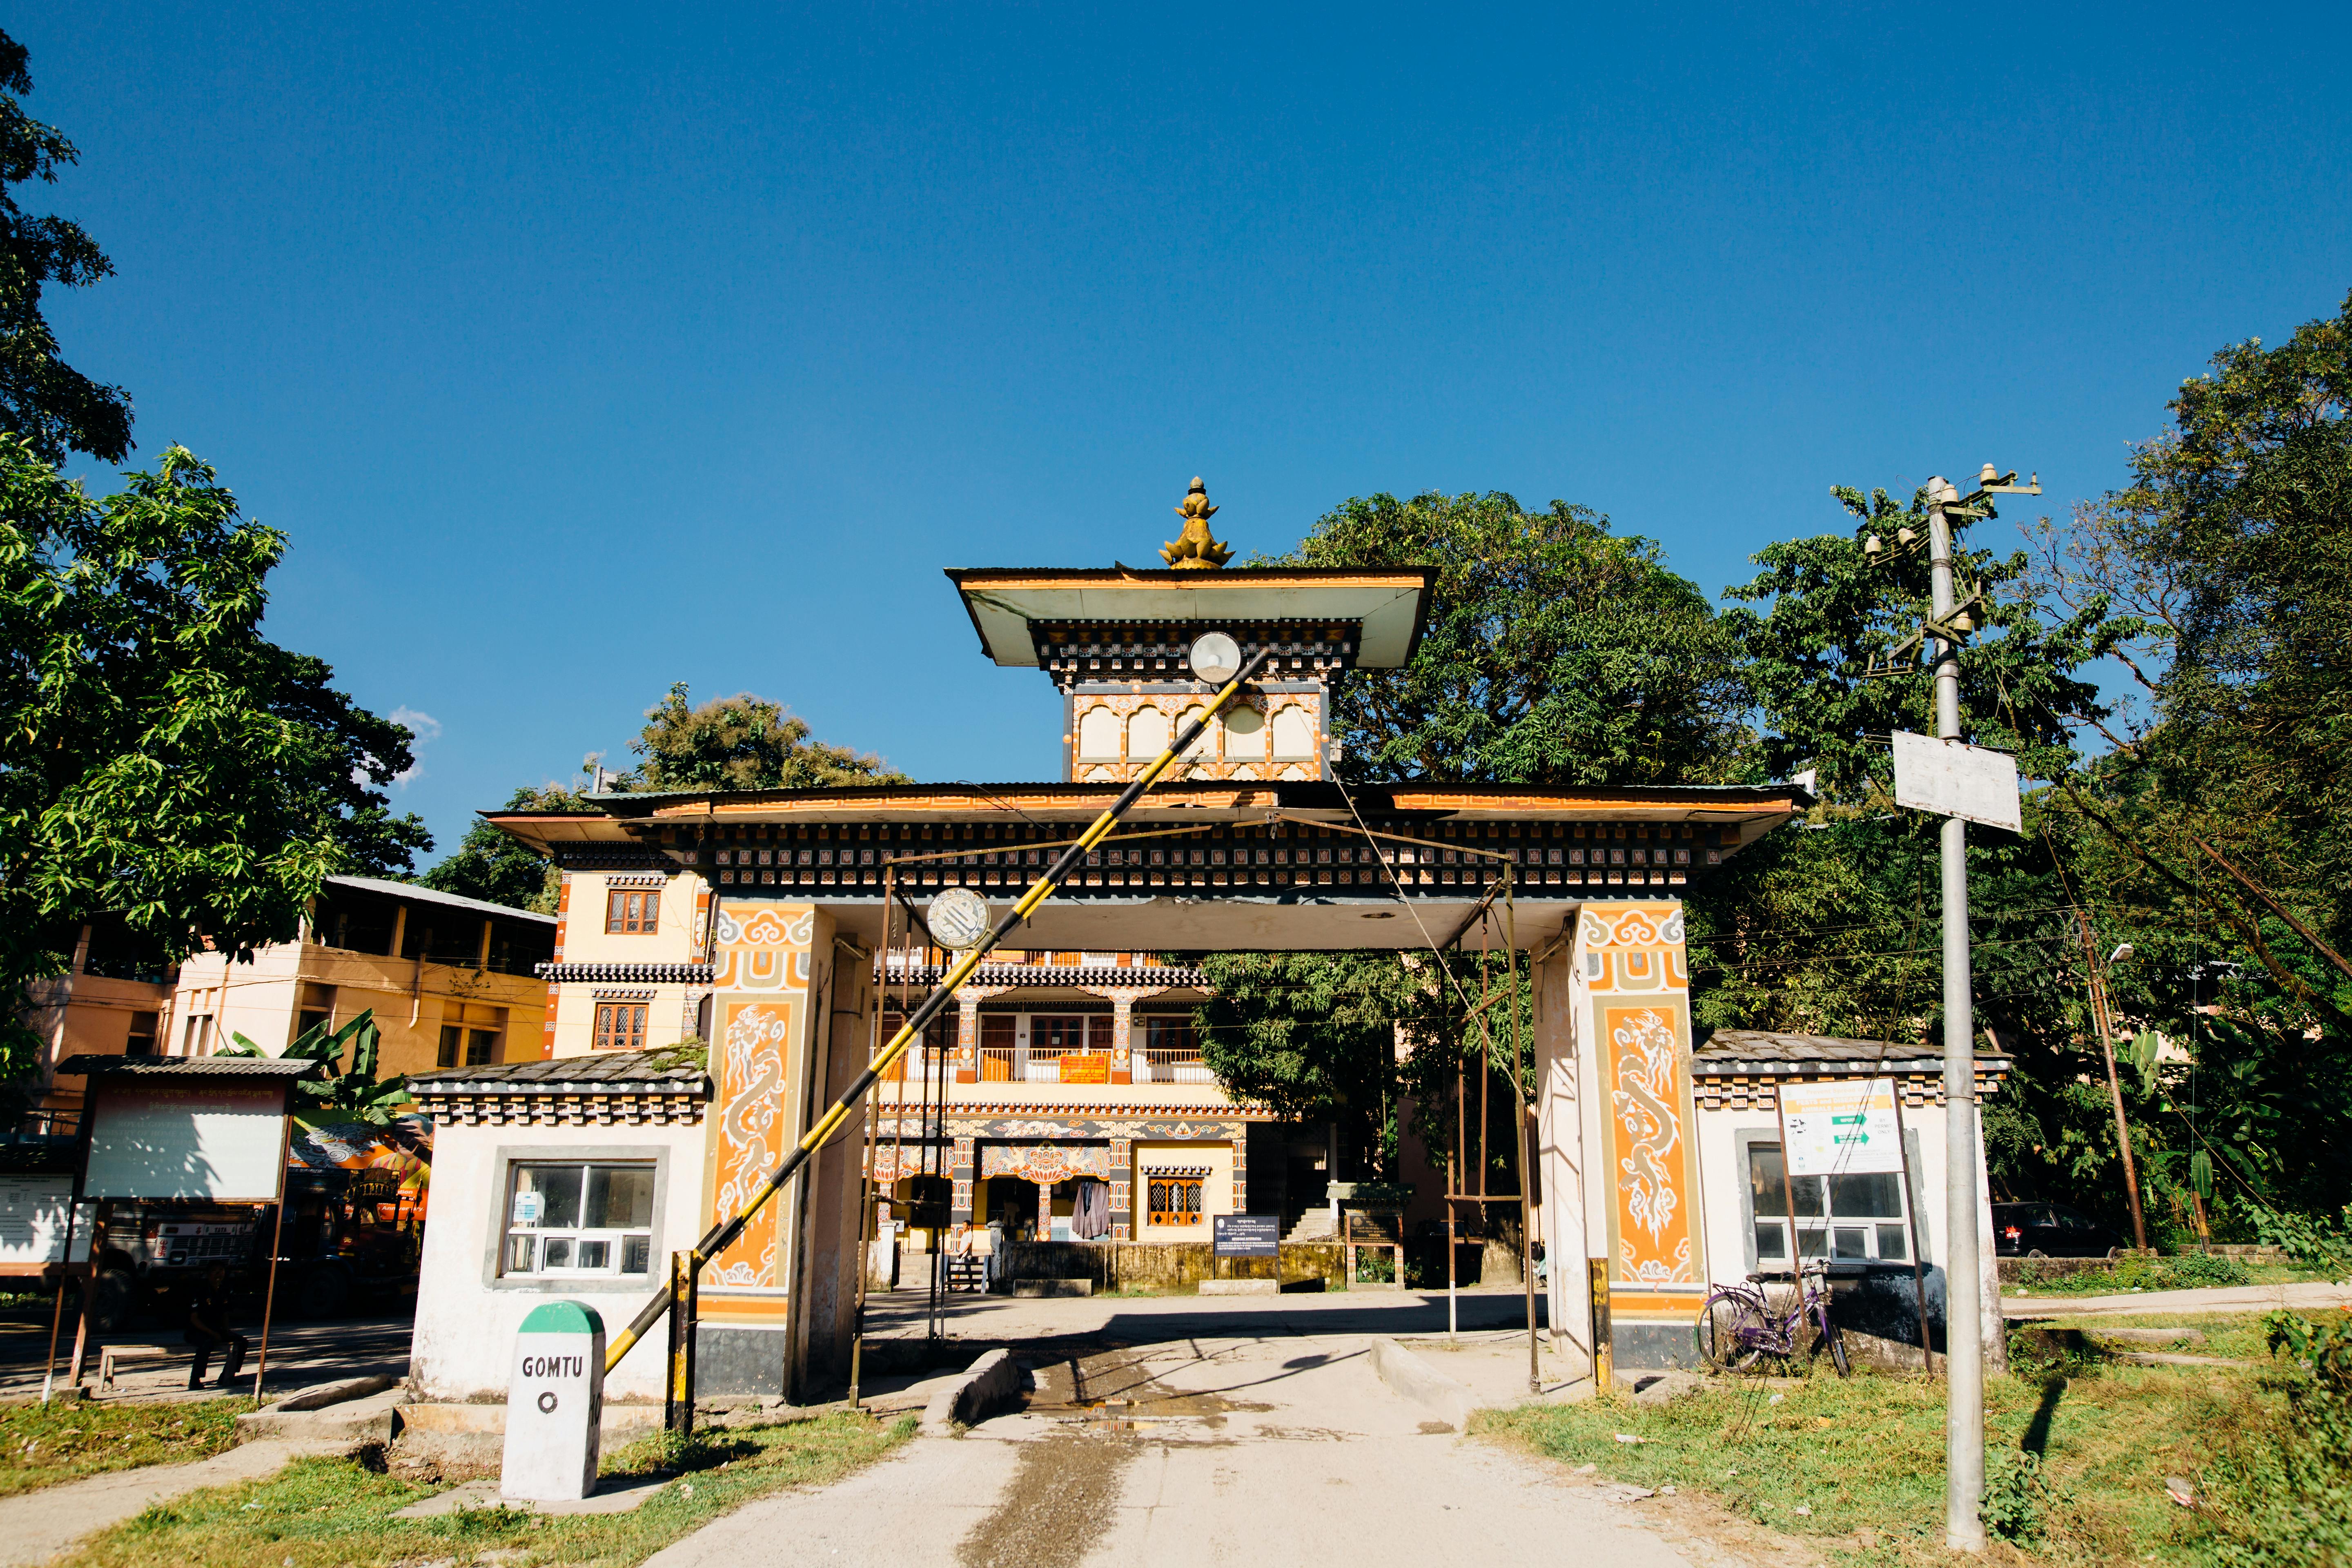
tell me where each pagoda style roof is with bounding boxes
[944,566,1437,669]
[481,778,1806,957]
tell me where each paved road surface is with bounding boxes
[2001,1280,2352,1318]
[650,1302,1788,1568]
[0,1303,412,1402]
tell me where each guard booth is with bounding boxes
[422,481,1817,1401]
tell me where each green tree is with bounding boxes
[2025,289,2352,1219]
[616,682,911,792]
[1260,491,1748,786]
[419,784,590,913]
[1,439,429,1082]
[0,30,132,465]
[1196,491,1724,1161]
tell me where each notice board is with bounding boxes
[0,1177,93,1269]
[1213,1213,1280,1257]
[84,1080,289,1201]
[1779,1079,1903,1177]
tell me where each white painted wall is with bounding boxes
[1693,1091,2001,1363]
[410,1117,710,1402]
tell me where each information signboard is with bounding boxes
[1057,1053,1111,1084]
[1891,732,2022,832]
[0,1178,92,1270]
[84,1081,290,1201]
[1779,1079,1903,1177]
[1213,1213,1280,1257]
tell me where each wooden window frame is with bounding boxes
[605,888,659,935]
[1144,1172,1206,1227]
[593,1002,649,1052]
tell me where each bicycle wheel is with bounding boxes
[1697,1291,1769,1372]
[1817,1310,1851,1378]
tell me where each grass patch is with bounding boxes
[54,1410,913,1568]
[1477,1351,2276,1564]
[2007,1258,2335,1297]
[0,1396,255,1498]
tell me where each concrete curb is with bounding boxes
[234,1386,407,1443]
[920,1348,1020,1435]
[1368,1337,1474,1432]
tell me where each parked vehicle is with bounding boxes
[1991,1201,2125,1258]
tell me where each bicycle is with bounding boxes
[1695,1261,1851,1376]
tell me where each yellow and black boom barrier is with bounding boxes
[605,644,1273,1374]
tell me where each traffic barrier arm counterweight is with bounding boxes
[604,645,1274,1372]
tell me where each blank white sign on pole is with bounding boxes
[1891,731,2022,832]
[1780,1079,1904,1176]
[84,1082,288,1202]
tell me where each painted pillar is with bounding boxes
[702,900,829,1399]
[956,996,981,1083]
[1227,1122,1247,1213]
[1109,995,1134,1085]
[1108,1136,1132,1239]
[952,1133,976,1224]
[1570,901,1707,1371]
[1532,946,1591,1374]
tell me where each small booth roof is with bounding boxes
[1692,1029,2013,1078]
[943,566,1439,668]
[409,1051,709,1096]
[54,1055,325,1080]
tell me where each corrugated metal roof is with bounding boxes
[55,1055,323,1079]
[325,875,557,927]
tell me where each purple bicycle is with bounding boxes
[1696,1261,1851,1376]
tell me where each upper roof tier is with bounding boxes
[944,566,1438,670]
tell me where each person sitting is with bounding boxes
[184,1264,250,1390]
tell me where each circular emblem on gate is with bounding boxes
[537,1391,559,1414]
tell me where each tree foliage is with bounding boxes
[419,784,590,913]
[1262,491,1748,786]
[0,29,131,466]
[616,682,912,793]
[0,439,428,1080]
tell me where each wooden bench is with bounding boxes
[97,1343,174,1390]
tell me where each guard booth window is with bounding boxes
[1748,1144,1911,1263]
[502,1162,655,1277]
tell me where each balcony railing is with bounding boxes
[1137,1049,1213,1085]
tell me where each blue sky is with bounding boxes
[24,4,2351,864]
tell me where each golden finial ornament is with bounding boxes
[1160,476,1233,570]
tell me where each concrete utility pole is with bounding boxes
[1910,463,2035,1553]
[1924,475,1987,1554]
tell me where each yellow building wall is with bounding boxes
[170,944,546,1076]
[1129,1139,1235,1241]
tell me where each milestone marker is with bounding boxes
[502,1299,606,1501]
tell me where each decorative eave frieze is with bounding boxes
[882,962,1205,991]
[411,1086,707,1128]
[536,962,715,984]
[1690,1059,2010,1112]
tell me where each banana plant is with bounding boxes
[222,1009,412,1127]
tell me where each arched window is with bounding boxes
[1177,706,1214,756]
[1223,704,1267,762]
[1076,705,1121,762]
[1127,705,1171,759]
[1270,706,1315,760]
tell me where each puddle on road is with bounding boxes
[953,1344,1249,1568]
[953,1426,1137,1568]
